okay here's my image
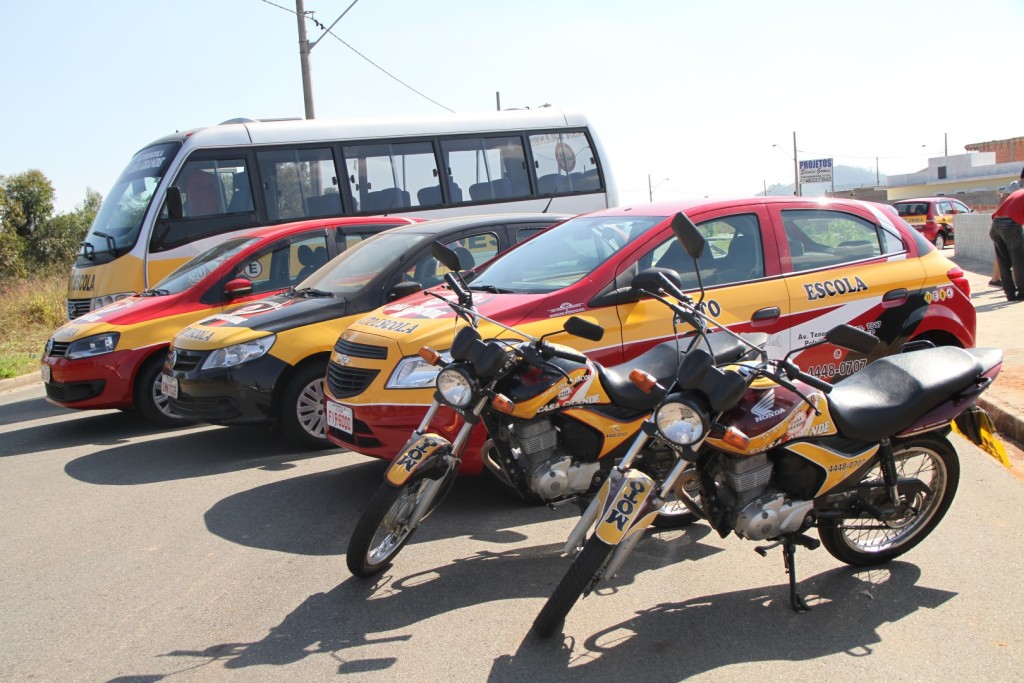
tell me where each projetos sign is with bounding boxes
[799,158,833,184]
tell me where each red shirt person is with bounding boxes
[990,189,1024,302]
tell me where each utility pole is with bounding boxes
[296,0,315,119]
[792,131,800,197]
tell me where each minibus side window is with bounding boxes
[257,148,340,221]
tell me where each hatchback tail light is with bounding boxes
[947,266,970,297]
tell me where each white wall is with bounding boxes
[953,212,996,265]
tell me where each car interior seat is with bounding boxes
[296,245,328,283]
[452,246,475,271]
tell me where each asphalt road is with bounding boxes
[2,384,1023,682]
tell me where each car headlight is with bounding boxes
[436,366,476,408]
[655,400,707,445]
[91,293,134,311]
[200,335,276,370]
[386,352,452,389]
[65,332,120,359]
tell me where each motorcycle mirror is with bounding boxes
[826,324,879,354]
[670,212,706,260]
[631,267,682,293]
[432,241,464,273]
[563,316,604,342]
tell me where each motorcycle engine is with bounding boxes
[712,453,812,541]
[509,420,599,500]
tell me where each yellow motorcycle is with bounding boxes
[532,212,1005,638]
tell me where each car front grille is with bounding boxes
[326,365,379,398]
[169,349,204,373]
[333,338,388,360]
[45,380,105,403]
[46,341,71,358]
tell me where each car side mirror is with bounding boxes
[165,186,183,220]
[388,281,422,301]
[224,278,253,299]
[631,267,683,294]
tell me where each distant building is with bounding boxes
[829,134,1023,211]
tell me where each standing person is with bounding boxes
[992,167,1024,286]
[990,187,1024,302]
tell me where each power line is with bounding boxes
[258,0,454,114]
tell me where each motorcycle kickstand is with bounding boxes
[755,532,820,613]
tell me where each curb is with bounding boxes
[0,373,41,395]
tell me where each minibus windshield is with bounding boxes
[80,142,181,260]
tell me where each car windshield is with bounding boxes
[81,142,181,258]
[299,231,428,294]
[894,202,929,217]
[471,215,664,293]
[153,237,259,295]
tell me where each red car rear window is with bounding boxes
[894,202,929,217]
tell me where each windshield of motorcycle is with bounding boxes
[471,215,665,293]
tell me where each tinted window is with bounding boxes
[172,158,250,219]
[257,148,339,221]
[343,141,439,213]
[404,232,500,288]
[893,202,928,217]
[638,214,764,289]
[529,131,600,195]
[442,136,530,202]
[301,231,428,294]
[782,209,883,273]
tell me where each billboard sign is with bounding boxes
[799,158,833,184]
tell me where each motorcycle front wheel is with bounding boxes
[532,535,614,638]
[346,468,457,578]
[818,435,960,566]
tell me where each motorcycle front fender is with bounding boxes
[593,469,660,546]
[385,433,454,487]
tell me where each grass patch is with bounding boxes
[0,271,68,379]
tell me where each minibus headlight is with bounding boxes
[91,293,135,311]
[386,352,452,389]
[65,332,120,359]
[201,335,276,370]
[436,366,475,408]
[655,400,708,445]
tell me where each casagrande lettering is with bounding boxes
[356,316,421,334]
[803,276,868,301]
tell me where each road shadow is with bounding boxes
[153,520,721,674]
[0,393,68,428]
[491,562,956,681]
[63,423,335,485]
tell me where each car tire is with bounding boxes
[279,361,332,450]
[933,232,946,250]
[134,354,194,427]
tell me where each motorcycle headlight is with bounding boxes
[655,400,707,445]
[436,366,476,408]
[200,335,276,370]
[386,352,452,389]
[65,332,120,359]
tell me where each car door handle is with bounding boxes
[751,306,780,321]
[882,288,908,307]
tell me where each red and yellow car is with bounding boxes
[323,197,976,474]
[40,216,417,425]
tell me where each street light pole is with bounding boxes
[648,175,669,202]
[296,0,315,119]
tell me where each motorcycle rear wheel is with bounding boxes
[346,469,456,578]
[818,435,959,566]
[532,535,613,638]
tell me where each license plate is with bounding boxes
[40,365,51,383]
[160,374,178,399]
[327,400,353,433]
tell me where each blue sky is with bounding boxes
[2,0,1022,213]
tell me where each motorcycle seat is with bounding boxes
[597,334,751,411]
[827,346,985,441]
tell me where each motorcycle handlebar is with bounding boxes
[781,360,834,394]
[548,346,589,364]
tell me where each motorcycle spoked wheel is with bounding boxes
[346,467,458,578]
[532,534,614,639]
[818,435,960,566]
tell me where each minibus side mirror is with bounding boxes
[166,187,183,220]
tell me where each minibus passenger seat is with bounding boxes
[184,170,221,216]
[227,173,254,213]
